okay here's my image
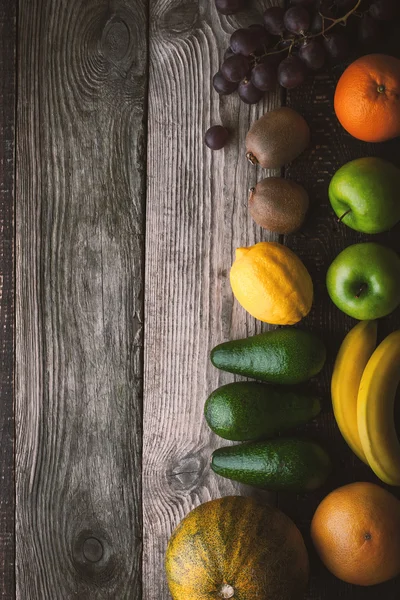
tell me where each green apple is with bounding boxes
[329,157,400,234]
[326,243,400,320]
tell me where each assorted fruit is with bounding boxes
[331,320,377,463]
[204,125,230,150]
[230,242,314,324]
[326,242,400,320]
[334,54,400,143]
[167,4,400,597]
[211,438,331,492]
[166,496,310,600]
[205,382,321,441]
[249,177,310,235]
[208,328,329,494]
[311,482,400,586]
[211,327,326,384]
[249,177,309,234]
[245,107,310,168]
[329,157,400,233]
[332,322,400,486]
[358,330,400,486]
[211,0,400,107]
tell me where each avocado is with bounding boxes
[205,382,321,441]
[211,438,331,492]
[210,328,326,385]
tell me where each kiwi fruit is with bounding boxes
[249,177,309,234]
[246,107,310,169]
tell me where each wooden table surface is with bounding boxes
[0,0,399,597]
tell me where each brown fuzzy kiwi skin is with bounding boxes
[249,177,309,235]
[246,107,310,170]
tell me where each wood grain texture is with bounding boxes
[16,0,147,597]
[0,0,15,598]
[143,1,284,597]
[282,67,400,599]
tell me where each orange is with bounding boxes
[334,54,400,143]
[311,482,400,586]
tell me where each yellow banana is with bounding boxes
[331,320,377,464]
[358,330,400,486]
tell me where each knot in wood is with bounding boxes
[72,530,115,582]
[168,455,203,490]
[83,537,104,563]
[101,18,131,63]
[161,0,200,36]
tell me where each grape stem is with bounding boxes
[311,0,363,38]
[256,0,363,63]
[253,40,295,67]
[260,45,294,59]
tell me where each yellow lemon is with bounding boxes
[230,242,313,325]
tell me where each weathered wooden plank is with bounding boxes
[16,0,147,597]
[143,1,285,597]
[282,69,400,599]
[0,1,16,598]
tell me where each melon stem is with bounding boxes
[219,583,235,598]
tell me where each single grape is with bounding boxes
[298,39,325,70]
[343,13,359,38]
[238,79,264,104]
[205,126,229,150]
[369,0,398,20]
[317,0,336,17]
[278,55,308,89]
[215,0,245,15]
[221,54,251,82]
[224,47,235,60]
[260,50,285,68]
[323,30,350,62]
[284,6,311,34]
[358,13,383,46]
[248,25,271,54]
[213,71,239,95]
[263,6,286,35]
[249,23,265,31]
[253,26,271,52]
[251,61,277,91]
[290,0,316,5]
[230,27,270,56]
[335,0,357,11]
[230,28,258,56]
[310,13,323,34]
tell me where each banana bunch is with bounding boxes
[332,322,400,486]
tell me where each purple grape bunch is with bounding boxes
[211,0,398,106]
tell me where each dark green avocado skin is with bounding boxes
[210,329,326,385]
[211,438,331,492]
[204,382,321,441]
